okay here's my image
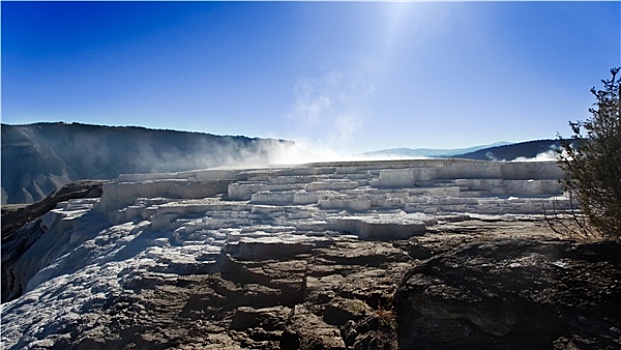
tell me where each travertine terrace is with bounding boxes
[99,158,568,240]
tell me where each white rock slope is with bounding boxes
[1,159,570,349]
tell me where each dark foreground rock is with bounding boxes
[3,196,620,350]
[14,231,620,350]
[394,238,621,350]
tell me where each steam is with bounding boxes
[286,70,374,156]
[509,144,564,162]
[513,149,559,162]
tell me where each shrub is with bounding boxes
[556,67,621,241]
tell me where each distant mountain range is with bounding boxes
[360,139,565,162]
[358,142,513,159]
[1,122,293,204]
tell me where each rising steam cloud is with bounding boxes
[286,70,374,155]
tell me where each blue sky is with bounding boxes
[2,1,620,154]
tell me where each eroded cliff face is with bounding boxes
[2,160,619,349]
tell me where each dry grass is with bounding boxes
[376,308,397,331]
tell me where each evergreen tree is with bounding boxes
[558,67,621,240]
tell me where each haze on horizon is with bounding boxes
[2,1,619,155]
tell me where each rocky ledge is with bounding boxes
[395,235,621,350]
[1,160,619,349]
[5,219,619,350]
